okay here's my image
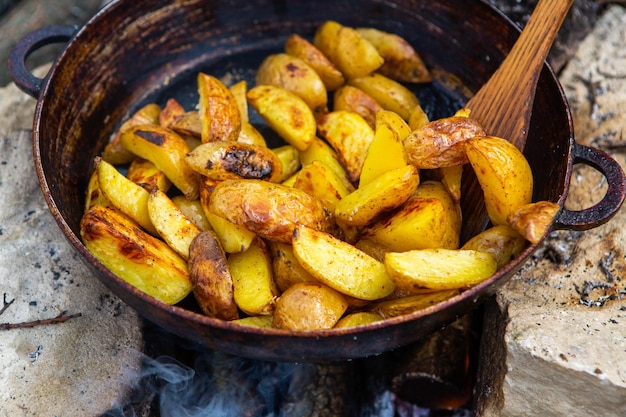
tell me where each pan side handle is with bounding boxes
[554,142,626,231]
[8,25,78,99]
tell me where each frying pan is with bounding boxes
[8,0,625,362]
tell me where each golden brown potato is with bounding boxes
[96,158,157,235]
[317,110,375,184]
[232,315,273,328]
[272,145,301,182]
[334,165,420,227]
[186,141,283,182]
[204,211,256,254]
[229,80,250,124]
[81,205,192,305]
[148,189,202,260]
[413,180,462,249]
[197,72,241,143]
[236,121,268,147]
[120,124,200,200]
[298,136,355,192]
[171,196,211,232]
[429,165,463,203]
[228,238,279,316]
[348,73,419,121]
[313,20,384,80]
[159,98,186,129]
[102,103,161,165]
[273,282,348,331]
[293,160,352,212]
[461,225,527,270]
[84,169,111,211]
[371,290,459,319]
[256,53,328,113]
[169,110,203,140]
[359,109,410,186]
[269,241,318,293]
[408,104,430,130]
[208,179,333,243]
[384,248,497,292]
[247,85,316,151]
[353,238,392,263]
[334,311,383,328]
[126,158,172,193]
[292,225,396,300]
[403,116,486,169]
[188,230,239,320]
[284,33,345,91]
[332,85,382,129]
[464,136,533,226]
[507,201,559,245]
[356,27,431,83]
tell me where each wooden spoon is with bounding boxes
[461,0,574,241]
[465,0,574,149]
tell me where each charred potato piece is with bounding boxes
[273,282,348,331]
[247,85,316,151]
[313,20,384,80]
[464,136,533,226]
[188,230,239,320]
[292,225,396,300]
[186,141,283,182]
[356,27,431,83]
[403,116,486,169]
[317,110,375,184]
[332,85,382,129]
[209,179,333,243]
[384,248,497,292]
[284,33,345,91]
[461,225,527,270]
[120,124,200,200]
[348,73,419,121]
[507,201,560,245]
[81,205,191,305]
[256,53,328,113]
[197,72,241,143]
[228,238,278,316]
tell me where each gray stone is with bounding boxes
[0,70,143,416]
[475,5,626,416]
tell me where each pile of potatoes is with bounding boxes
[80,21,559,331]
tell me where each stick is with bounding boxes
[0,310,82,330]
[0,293,15,316]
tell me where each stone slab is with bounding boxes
[475,5,626,416]
[0,71,143,417]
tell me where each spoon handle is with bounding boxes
[465,0,574,150]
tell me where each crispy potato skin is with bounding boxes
[208,179,334,243]
[188,231,239,320]
[285,33,345,91]
[197,73,242,143]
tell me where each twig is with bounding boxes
[0,293,15,316]
[0,310,82,330]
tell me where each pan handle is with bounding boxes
[8,25,78,99]
[554,142,626,231]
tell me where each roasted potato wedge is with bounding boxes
[232,315,273,328]
[412,180,462,249]
[228,238,278,316]
[356,27,431,83]
[298,136,355,192]
[272,145,301,182]
[96,158,157,235]
[102,103,161,165]
[171,196,211,232]
[408,103,430,131]
[359,109,410,186]
[209,179,333,243]
[81,205,191,305]
[284,33,345,91]
[237,121,268,147]
[197,72,241,143]
[186,141,283,182]
[348,73,419,121]
[317,110,375,184]
[332,85,383,129]
[273,282,348,331]
[294,160,353,212]
[120,124,200,200]
[229,80,250,124]
[169,111,203,141]
[335,165,419,227]
[204,211,256,254]
[334,311,383,328]
[256,53,328,113]
[403,116,486,169]
[159,98,186,129]
[247,85,316,151]
[292,225,396,300]
[188,230,239,320]
[384,248,497,292]
[429,164,463,203]
[461,225,527,270]
[464,136,533,226]
[371,289,460,319]
[126,157,172,193]
[148,189,202,259]
[269,241,318,293]
[84,169,111,211]
[313,20,384,80]
[507,201,559,245]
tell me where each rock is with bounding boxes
[474,6,626,416]
[0,70,143,416]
